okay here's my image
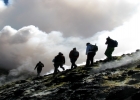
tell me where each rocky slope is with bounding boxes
[1,50,140,100]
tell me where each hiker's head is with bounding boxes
[58,52,63,55]
[73,48,76,51]
[86,42,90,46]
[107,36,110,40]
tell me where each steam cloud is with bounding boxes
[0,0,139,37]
[98,51,140,73]
[0,0,140,83]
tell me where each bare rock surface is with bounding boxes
[1,50,140,100]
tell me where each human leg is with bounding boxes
[70,59,74,69]
[60,63,65,71]
[109,48,114,59]
[85,53,92,67]
[53,64,59,74]
[71,59,77,69]
[73,60,77,68]
[37,68,42,76]
[105,47,114,60]
[90,52,95,66]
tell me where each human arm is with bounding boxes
[63,56,65,64]
[42,63,44,67]
[77,51,79,58]
[34,64,38,70]
[105,40,108,44]
[69,51,72,58]
[86,46,90,55]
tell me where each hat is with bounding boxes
[107,36,110,39]
[86,42,90,46]
[58,52,63,55]
[73,48,76,50]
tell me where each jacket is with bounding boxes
[86,44,93,55]
[54,55,65,64]
[69,50,79,59]
[106,38,115,48]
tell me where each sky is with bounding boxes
[0,0,140,75]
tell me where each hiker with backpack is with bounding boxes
[105,36,118,61]
[34,61,44,76]
[85,42,98,67]
[53,52,65,74]
[69,48,79,69]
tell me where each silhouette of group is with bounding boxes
[34,36,118,76]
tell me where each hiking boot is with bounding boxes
[84,65,89,67]
[90,64,94,67]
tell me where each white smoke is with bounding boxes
[94,50,140,73]
[0,0,139,37]
[0,15,140,75]
[0,25,89,71]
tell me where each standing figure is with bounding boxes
[105,36,118,61]
[53,52,65,74]
[69,48,79,69]
[85,43,98,67]
[34,61,44,76]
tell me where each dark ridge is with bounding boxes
[1,50,140,99]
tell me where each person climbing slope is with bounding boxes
[34,61,44,76]
[105,36,118,61]
[69,48,79,69]
[53,52,65,74]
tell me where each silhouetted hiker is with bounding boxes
[85,42,98,67]
[34,61,44,76]
[69,48,79,69]
[53,52,65,74]
[105,36,118,61]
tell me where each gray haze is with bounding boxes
[0,0,138,37]
[0,0,140,76]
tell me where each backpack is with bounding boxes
[73,51,79,57]
[111,40,118,47]
[90,44,98,52]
